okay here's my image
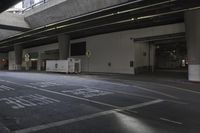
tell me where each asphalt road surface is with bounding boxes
[0,71,200,133]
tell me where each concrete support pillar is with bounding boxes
[58,34,70,60]
[37,53,41,71]
[185,9,200,81]
[14,45,23,70]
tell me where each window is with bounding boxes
[71,42,86,56]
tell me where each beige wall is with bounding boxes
[8,23,185,74]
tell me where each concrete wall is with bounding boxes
[0,12,29,29]
[0,12,29,41]
[8,51,15,70]
[72,32,135,74]
[24,0,129,28]
[8,23,185,74]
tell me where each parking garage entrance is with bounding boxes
[134,33,187,74]
[155,42,187,71]
[29,52,39,71]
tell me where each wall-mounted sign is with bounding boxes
[86,50,92,58]
[25,53,30,62]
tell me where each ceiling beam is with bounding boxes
[0,24,30,32]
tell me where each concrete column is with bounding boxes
[185,9,200,82]
[58,34,70,60]
[37,52,41,71]
[14,45,23,70]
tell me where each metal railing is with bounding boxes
[23,0,48,13]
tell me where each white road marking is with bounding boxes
[160,117,183,125]
[130,84,179,99]
[164,100,188,105]
[13,99,163,133]
[97,80,130,87]
[114,78,200,95]
[91,84,186,105]
[151,83,200,95]
[0,79,182,106]
[0,94,60,109]
[0,79,151,110]
[93,82,186,106]
[0,78,179,99]
[0,79,13,83]
[83,80,189,104]
[120,99,164,110]
[90,77,200,95]
[24,84,120,109]
[97,79,179,99]
[0,79,187,106]
[61,88,113,98]
[76,78,179,99]
[30,82,63,88]
[0,76,186,131]
[88,85,157,100]
[0,85,15,91]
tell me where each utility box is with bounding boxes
[68,58,81,73]
[46,58,81,73]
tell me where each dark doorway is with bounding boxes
[31,60,38,70]
[155,42,187,70]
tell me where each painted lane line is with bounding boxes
[23,84,162,113]
[0,80,144,111]
[0,79,185,105]
[1,79,119,109]
[83,85,157,100]
[130,85,179,99]
[0,85,15,91]
[164,100,188,105]
[13,110,116,133]
[0,79,11,82]
[160,117,183,125]
[88,82,188,105]
[3,77,179,99]
[90,76,200,95]
[155,83,200,95]
[77,78,179,100]
[24,85,119,109]
[0,94,61,110]
[99,80,179,99]
[84,79,188,104]
[13,99,163,133]
[120,99,164,110]
[25,84,139,114]
[129,80,200,95]
[107,82,187,104]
